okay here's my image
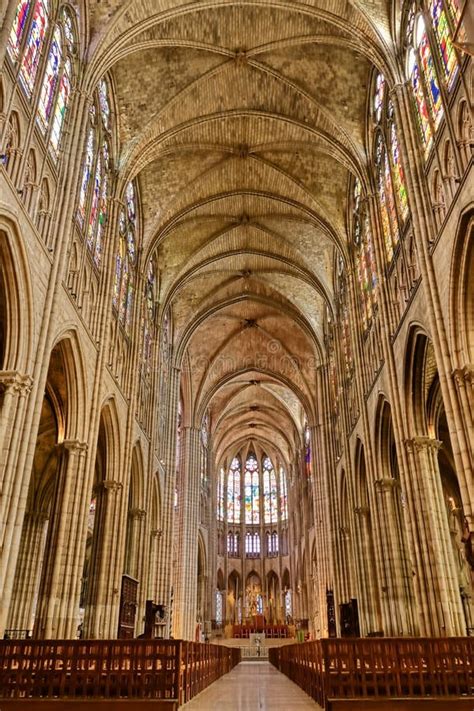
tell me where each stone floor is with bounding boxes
[183,660,322,709]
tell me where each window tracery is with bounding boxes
[113,181,137,333]
[405,2,460,156]
[77,78,112,268]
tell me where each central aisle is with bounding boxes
[183,660,322,709]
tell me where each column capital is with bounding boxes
[0,370,33,395]
[102,479,123,493]
[405,436,442,452]
[129,507,147,520]
[452,365,474,385]
[151,528,163,539]
[354,505,370,516]
[374,477,399,491]
[61,438,88,455]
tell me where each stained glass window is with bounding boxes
[37,25,60,132]
[245,531,260,555]
[430,0,458,89]
[78,78,112,267]
[98,79,110,129]
[227,457,241,524]
[19,0,49,96]
[267,531,279,555]
[244,453,260,524]
[263,456,278,524]
[77,129,94,226]
[280,467,288,520]
[304,424,311,477]
[353,178,377,330]
[7,0,31,61]
[417,15,443,128]
[389,116,409,222]
[407,47,433,152]
[50,57,71,152]
[376,136,399,261]
[113,181,137,332]
[217,467,225,521]
[143,259,156,376]
[374,72,385,123]
[284,589,292,618]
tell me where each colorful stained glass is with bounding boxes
[50,58,71,152]
[384,147,399,248]
[87,153,101,253]
[114,182,137,332]
[227,457,241,523]
[94,169,108,266]
[389,120,409,221]
[430,0,458,89]
[304,424,311,477]
[376,136,398,260]
[77,128,94,226]
[374,73,385,123]
[98,78,110,130]
[217,467,225,521]
[354,179,377,328]
[416,15,443,129]
[263,456,278,524]
[244,453,259,524]
[279,467,288,520]
[7,0,31,61]
[143,259,155,375]
[37,25,60,132]
[408,48,433,152]
[20,0,48,96]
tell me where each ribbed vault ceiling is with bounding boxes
[85,0,398,463]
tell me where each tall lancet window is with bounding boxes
[7,1,76,152]
[405,2,459,156]
[263,456,278,524]
[142,258,156,377]
[18,0,49,95]
[227,457,241,524]
[37,8,74,153]
[217,467,225,521]
[244,453,260,524]
[372,72,410,261]
[353,178,378,331]
[113,181,138,333]
[77,78,112,267]
[280,467,288,521]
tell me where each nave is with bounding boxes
[183,662,320,711]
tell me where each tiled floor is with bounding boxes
[183,661,322,709]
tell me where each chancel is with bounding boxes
[0,0,473,708]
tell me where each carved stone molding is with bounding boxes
[452,365,474,386]
[374,477,399,492]
[102,479,123,493]
[405,436,442,453]
[61,439,88,455]
[353,506,370,516]
[129,508,147,521]
[0,371,33,396]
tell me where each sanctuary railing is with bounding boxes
[269,637,474,709]
[0,638,240,707]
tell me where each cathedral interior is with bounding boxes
[0,0,473,706]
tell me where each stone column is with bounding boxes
[405,436,465,635]
[33,439,88,638]
[155,365,180,635]
[353,506,382,634]
[172,426,201,640]
[6,510,49,632]
[83,479,124,638]
[374,477,417,635]
[0,372,33,634]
